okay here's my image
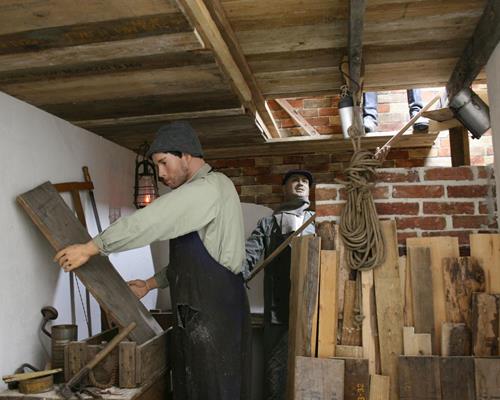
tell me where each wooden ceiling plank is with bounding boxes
[0,0,178,35]
[40,91,241,121]
[73,107,246,129]
[0,12,191,56]
[446,0,500,98]
[1,65,228,105]
[176,0,280,138]
[275,99,320,136]
[0,32,202,74]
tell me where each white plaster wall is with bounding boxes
[486,42,500,222]
[0,92,157,386]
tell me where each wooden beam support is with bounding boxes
[276,99,320,136]
[446,0,500,98]
[348,0,366,102]
[175,0,280,138]
[449,126,471,166]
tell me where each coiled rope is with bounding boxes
[336,109,386,328]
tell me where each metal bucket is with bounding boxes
[51,324,77,381]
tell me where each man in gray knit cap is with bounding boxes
[55,121,251,400]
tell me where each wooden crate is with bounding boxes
[64,327,169,388]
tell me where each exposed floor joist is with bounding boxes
[176,0,280,138]
[446,0,500,98]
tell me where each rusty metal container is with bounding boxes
[50,324,77,381]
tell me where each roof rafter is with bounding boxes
[175,0,280,139]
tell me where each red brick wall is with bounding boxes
[315,166,497,254]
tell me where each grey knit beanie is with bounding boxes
[147,121,204,158]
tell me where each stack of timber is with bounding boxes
[300,221,500,399]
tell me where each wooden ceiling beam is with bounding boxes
[348,0,367,102]
[175,0,280,139]
[446,0,500,99]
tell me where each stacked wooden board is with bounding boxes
[298,221,500,399]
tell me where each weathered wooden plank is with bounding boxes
[342,358,370,400]
[0,13,192,55]
[294,356,344,400]
[318,250,338,358]
[336,345,364,359]
[399,356,441,400]
[441,322,471,356]
[446,0,500,98]
[2,65,228,105]
[119,342,137,388]
[136,330,168,384]
[369,375,390,400]
[401,254,414,327]
[335,225,350,324]
[65,342,87,383]
[341,280,362,346]
[17,182,163,344]
[470,233,500,293]
[475,357,500,399]
[41,91,240,121]
[406,237,459,355]
[374,220,403,400]
[287,236,321,397]
[408,247,435,349]
[442,257,485,327]
[316,221,336,250]
[440,356,476,400]
[362,269,378,375]
[402,327,432,356]
[471,292,499,356]
[0,0,179,35]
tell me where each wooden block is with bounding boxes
[342,358,370,400]
[402,327,432,356]
[471,292,499,356]
[341,280,362,346]
[475,358,500,399]
[362,269,378,375]
[440,357,475,400]
[317,221,335,250]
[369,375,390,400]
[399,356,441,400]
[470,233,500,293]
[374,221,403,400]
[16,182,163,344]
[408,247,435,349]
[441,322,471,356]
[336,345,364,358]
[294,356,344,400]
[287,236,321,398]
[318,250,338,358]
[119,341,137,388]
[443,257,485,326]
[407,236,459,355]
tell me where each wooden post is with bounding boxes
[449,126,471,166]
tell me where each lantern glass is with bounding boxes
[134,143,159,209]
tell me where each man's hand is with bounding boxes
[54,241,99,272]
[374,145,391,162]
[128,280,149,299]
